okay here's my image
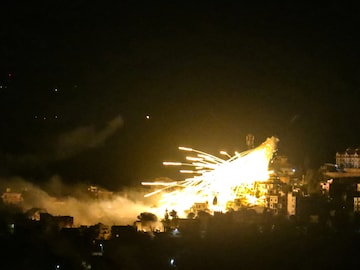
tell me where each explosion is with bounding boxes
[142,136,279,218]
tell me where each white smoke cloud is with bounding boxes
[0,175,152,226]
[0,115,166,226]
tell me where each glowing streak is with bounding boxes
[196,154,224,164]
[141,182,178,186]
[220,151,231,158]
[144,189,163,197]
[163,162,182,166]
[179,146,192,151]
[180,170,204,174]
[186,156,203,162]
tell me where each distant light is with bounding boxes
[54,88,58,92]
[146,115,150,119]
[8,73,12,77]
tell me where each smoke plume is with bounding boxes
[55,115,124,160]
[0,175,151,226]
[0,115,124,172]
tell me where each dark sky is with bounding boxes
[0,1,359,189]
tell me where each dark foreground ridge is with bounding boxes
[1,201,360,270]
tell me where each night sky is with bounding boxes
[1,1,359,190]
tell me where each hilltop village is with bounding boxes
[2,147,360,269]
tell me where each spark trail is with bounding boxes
[142,136,279,217]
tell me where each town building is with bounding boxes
[1,188,23,205]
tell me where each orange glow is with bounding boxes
[143,136,279,217]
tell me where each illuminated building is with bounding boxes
[323,148,360,184]
[1,188,23,205]
[317,148,360,230]
[336,147,360,169]
[245,133,255,149]
[269,155,297,184]
[26,207,47,221]
[88,185,113,200]
[40,213,74,229]
[89,223,111,240]
[287,192,297,216]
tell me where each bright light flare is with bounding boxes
[143,136,279,217]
